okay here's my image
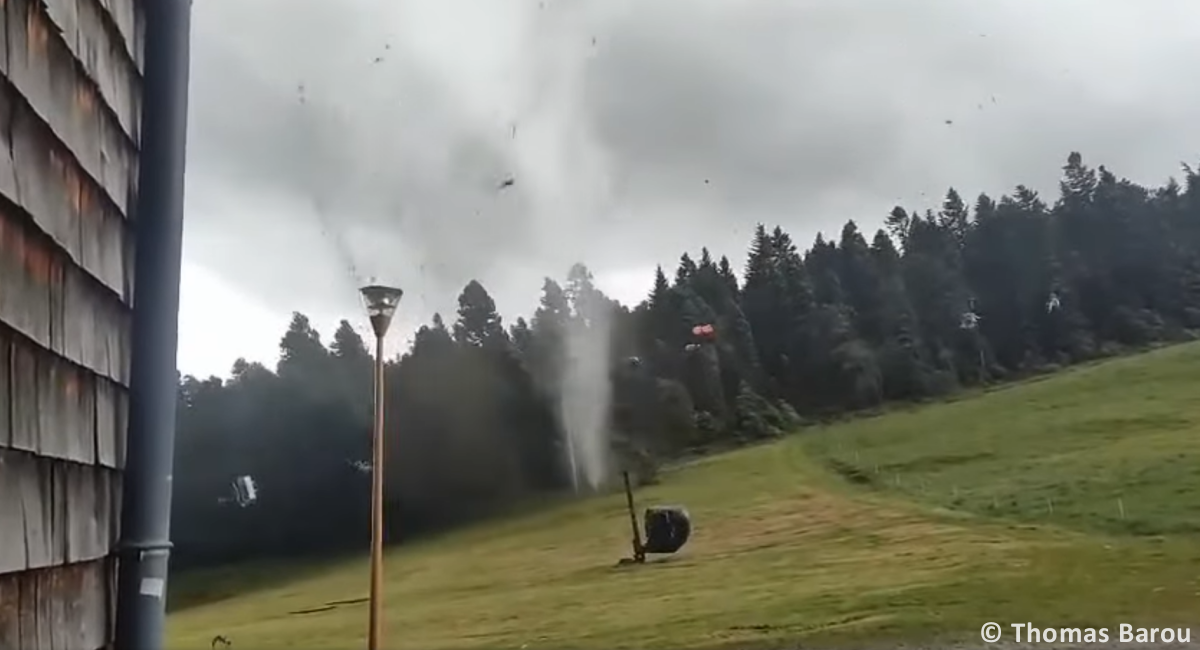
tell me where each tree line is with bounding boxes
[171,152,1200,567]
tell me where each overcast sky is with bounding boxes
[177,0,1200,378]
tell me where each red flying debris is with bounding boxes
[686,324,718,351]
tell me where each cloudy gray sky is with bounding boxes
[177,0,1200,378]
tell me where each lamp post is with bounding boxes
[360,284,403,650]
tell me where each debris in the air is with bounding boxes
[347,459,371,474]
[704,179,710,184]
[373,56,383,64]
[944,119,954,126]
[591,36,597,46]
[510,123,518,139]
[230,477,259,506]
[1047,292,1061,313]
[686,324,718,351]
[991,95,997,103]
[385,43,391,50]
[211,635,231,649]
[498,177,516,190]
[960,310,980,330]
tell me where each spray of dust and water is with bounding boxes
[559,296,614,492]
[296,2,621,492]
[516,4,621,493]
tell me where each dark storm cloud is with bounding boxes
[183,0,1200,327]
[578,0,1200,260]
[185,0,562,322]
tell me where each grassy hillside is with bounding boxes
[166,344,1200,650]
[805,342,1200,536]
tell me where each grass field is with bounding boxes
[166,344,1200,649]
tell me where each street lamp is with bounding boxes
[360,283,403,650]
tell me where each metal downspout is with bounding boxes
[114,0,193,647]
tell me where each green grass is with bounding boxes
[166,343,1200,650]
[805,342,1200,536]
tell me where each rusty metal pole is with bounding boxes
[622,471,644,563]
[368,330,385,650]
[359,284,402,650]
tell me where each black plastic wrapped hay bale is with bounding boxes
[642,506,691,554]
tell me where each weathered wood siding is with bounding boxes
[0,0,141,646]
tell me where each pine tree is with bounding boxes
[675,253,698,286]
[717,255,739,295]
[453,280,509,350]
[277,312,335,396]
[939,187,970,246]
[838,221,883,344]
[510,317,533,358]
[649,266,670,310]
[886,206,911,246]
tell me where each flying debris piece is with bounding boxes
[373,56,384,64]
[691,323,717,340]
[347,459,372,474]
[626,356,642,367]
[1046,292,1061,313]
[385,43,391,50]
[510,123,518,139]
[498,177,516,190]
[232,475,258,507]
[211,635,232,649]
[591,36,597,46]
[944,119,954,126]
[959,311,981,330]
[684,324,717,352]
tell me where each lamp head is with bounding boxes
[360,284,403,338]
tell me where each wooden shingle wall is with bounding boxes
[0,0,142,647]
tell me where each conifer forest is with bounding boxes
[172,152,1200,567]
